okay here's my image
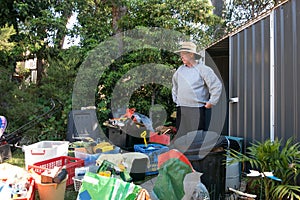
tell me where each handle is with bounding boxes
[229,97,239,104]
[30,150,46,155]
[140,131,147,147]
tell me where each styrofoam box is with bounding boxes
[23,141,69,169]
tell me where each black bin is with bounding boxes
[106,123,145,151]
[173,131,227,200]
[188,151,226,200]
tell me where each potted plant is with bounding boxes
[227,138,300,200]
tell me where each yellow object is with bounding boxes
[101,145,114,152]
[140,131,147,147]
[118,164,125,172]
[93,142,114,153]
[98,171,111,177]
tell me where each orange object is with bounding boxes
[122,108,137,122]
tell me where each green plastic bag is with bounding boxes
[153,158,193,200]
[77,172,141,200]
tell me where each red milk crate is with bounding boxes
[28,156,84,186]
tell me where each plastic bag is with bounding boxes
[77,172,141,200]
[153,158,193,200]
[182,172,210,200]
[190,182,210,200]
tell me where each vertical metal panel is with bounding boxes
[274,0,300,142]
[229,17,271,144]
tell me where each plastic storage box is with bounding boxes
[107,124,145,151]
[23,141,69,169]
[74,146,120,166]
[28,156,84,186]
[134,144,169,175]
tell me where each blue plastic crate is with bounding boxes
[134,144,169,175]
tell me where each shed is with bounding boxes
[205,0,300,147]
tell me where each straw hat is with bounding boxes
[175,41,200,55]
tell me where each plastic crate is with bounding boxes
[23,141,69,169]
[134,144,169,175]
[72,177,83,192]
[28,156,84,186]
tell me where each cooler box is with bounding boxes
[149,132,170,145]
[23,141,69,169]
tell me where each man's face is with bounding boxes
[180,52,194,66]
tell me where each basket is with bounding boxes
[72,177,83,192]
[134,144,169,175]
[28,156,84,186]
[23,141,69,169]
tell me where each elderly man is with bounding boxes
[172,41,222,137]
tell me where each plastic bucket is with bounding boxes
[36,176,68,200]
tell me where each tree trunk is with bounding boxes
[36,57,44,85]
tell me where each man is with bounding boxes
[172,41,222,138]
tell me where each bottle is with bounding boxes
[53,168,68,184]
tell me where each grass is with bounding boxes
[3,148,79,200]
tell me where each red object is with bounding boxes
[12,177,35,200]
[158,149,194,171]
[149,132,170,145]
[28,156,84,186]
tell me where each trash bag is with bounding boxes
[77,172,141,200]
[153,158,193,200]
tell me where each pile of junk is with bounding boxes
[0,102,239,200]
[64,106,235,200]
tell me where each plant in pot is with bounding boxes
[227,138,300,200]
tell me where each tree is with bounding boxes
[224,0,282,29]
[0,0,226,140]
[73,0,224,127]
[0,0,76,84]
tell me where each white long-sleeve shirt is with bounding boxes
[172,63,222,107]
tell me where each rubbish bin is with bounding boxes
[36,176,68,200]
[173,131,227,200]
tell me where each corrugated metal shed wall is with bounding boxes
[208,0,300,145]
[274,0,300,142]
[229,16,271,144]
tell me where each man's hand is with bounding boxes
[205,102,213,109]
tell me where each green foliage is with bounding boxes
[228,138,300,200]
[0,24,16,51]
[0,0,227,143]
[224,0,281,30]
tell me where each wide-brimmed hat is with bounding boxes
[175,41,200,55]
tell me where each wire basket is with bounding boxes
[72,177,83,192]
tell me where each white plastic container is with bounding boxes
[23,141,69,169]
[74,146,120,166]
